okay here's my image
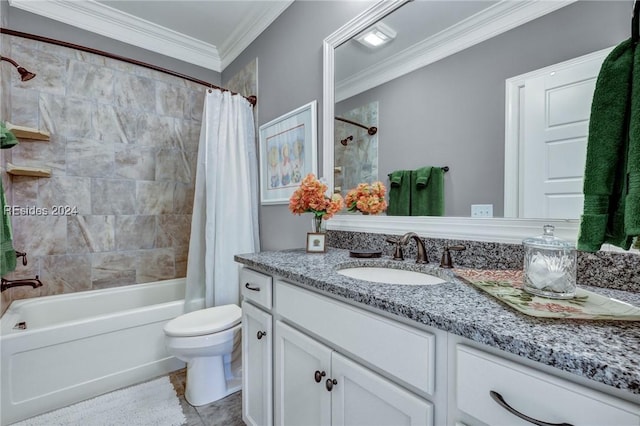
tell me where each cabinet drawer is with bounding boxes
[456,345,640,426]
[276,280,435,395]
[240,268,272,310]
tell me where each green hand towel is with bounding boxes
[387,170,411,216]
[411,166,445,216]
[1,180,16,277]
[1,122,18,149]
[578,39,635,252]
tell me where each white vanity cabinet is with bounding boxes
[275,320,433,426]
[240,268,273,426]
[451,344,640,426]
[275,279,436,426]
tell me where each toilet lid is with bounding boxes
[164,304,241,337]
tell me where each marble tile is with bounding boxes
[137,248,175,283]
[173,183,195,214]
[10,136,66,175]
[174,245,189,278]
[67,215,116,253]
[136,181,174,214]
[114,145,156,180]
[10,87,39,128]
[41,254,92,295]
[91,252,137,288]
[10,176,39,207]
[135,113,176,148]
[190,90,206,121]
[39,176,92,215]
[67,60,115,102]
[66,138,114,178]
[11,215,67,256]
[156,81,191,119]
[174,119,201,152]
[114,73,156,112]
[92,104,138,144]
[10,43,66,96]
[156,149,195,184]
[156,214,191,248]
[39,93,93,138]
[91,179,136,215]
[115,215,156,250]
[223,58,257,98]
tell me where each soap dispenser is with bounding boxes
[522,225,576,299]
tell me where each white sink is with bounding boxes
[337,267,446,285]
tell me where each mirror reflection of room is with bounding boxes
[333,0,630,219]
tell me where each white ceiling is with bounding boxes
[8,0,293,72]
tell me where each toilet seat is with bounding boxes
[164,304,241,337]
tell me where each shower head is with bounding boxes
[1,56,36,81]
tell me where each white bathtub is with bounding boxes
[0,278,186,425]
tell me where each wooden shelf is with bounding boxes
[5,122,50,141]
[6,162,51,177]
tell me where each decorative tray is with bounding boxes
[454,269,640,321]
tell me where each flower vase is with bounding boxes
[312,215,325,233]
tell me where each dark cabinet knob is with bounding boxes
[256,330,267,340]
[325,378,337,391]
[314,370,326,383]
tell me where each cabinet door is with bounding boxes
[275,321,332,426]
[242,301,273,426]
[331,352,434,426]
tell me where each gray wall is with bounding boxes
[337,0,631,217]
[223,1,373,251]
[3,3,221,84]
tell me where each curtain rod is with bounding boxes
[0,28,257,106]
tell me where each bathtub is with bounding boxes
[0,278,186,425]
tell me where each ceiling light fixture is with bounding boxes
[355,22,396,48]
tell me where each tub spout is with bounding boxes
[1,276,43,292]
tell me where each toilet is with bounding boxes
[164,304,242,406]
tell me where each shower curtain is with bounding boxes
[184,90,260,312]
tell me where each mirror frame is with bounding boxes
[322,0,580,244]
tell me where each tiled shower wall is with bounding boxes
[1,34,206,312]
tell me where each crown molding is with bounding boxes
[9,0,222,70]
[336,0,577,102]
[219,1,293,70]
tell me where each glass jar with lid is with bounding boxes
[522,225,576,299]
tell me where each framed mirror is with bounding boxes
[322,0,630,244]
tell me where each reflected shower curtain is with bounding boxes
[184,90,260,312]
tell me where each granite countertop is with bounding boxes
[235,248,640,398]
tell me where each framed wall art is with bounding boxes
[259,100,317,205]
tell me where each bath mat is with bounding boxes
[454,268,640,321]
[13,376,186,426]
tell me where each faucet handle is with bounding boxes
[440,245,466,268]
[386,237,404,261]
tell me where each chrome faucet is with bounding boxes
[387,232,428,263]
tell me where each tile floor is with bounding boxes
[169,369,245,426]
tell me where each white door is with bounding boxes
[330,352,433,426]
[505,47,612,219]
[274,321,332,426]
[242,301,273,426]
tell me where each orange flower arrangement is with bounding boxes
[289,174,344,229]
[345,182,387,215]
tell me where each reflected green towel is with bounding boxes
[578,39,636,252]
[1,122,18,149]
[625,39,640,237]
[387,170,411,216]
[1,180,16,277]
[411,167,444,216]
